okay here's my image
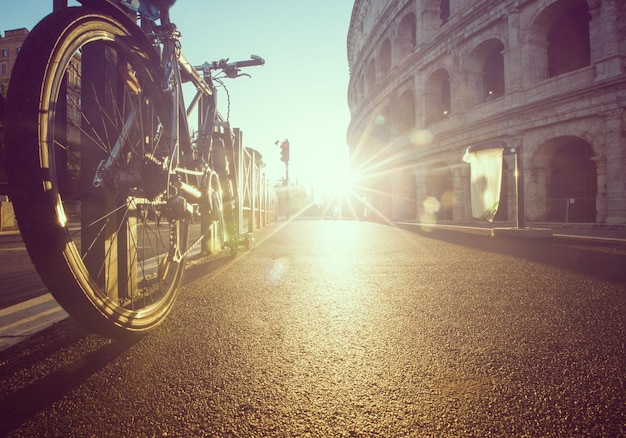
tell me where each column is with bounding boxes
[592,0,625,80]
[591,155,607,223]
[520,38,547,87]
[415,167,428,222]
[504,9,523,94]
[450,165,463,221]
[603,110,626,223]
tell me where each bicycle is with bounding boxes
[4,0,264,338]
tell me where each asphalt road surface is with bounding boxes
[0,220,624,437]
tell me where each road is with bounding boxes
[0,233,48,309]
[0,219,625,436]
[0,222,206,309]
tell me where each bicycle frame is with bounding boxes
[3,0,264,337]
[131,1,265,253]
[88,0,263,246]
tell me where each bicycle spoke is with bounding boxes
[5,8,189,336]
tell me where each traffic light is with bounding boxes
[280,140,290,163]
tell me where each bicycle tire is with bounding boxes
[5,7,188,338]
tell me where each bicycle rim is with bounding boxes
[6,9,188,337]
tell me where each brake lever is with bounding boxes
[223,67,239,78]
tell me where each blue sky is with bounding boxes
[1,0,354,196]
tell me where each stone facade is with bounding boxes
[0,28,28,96]
[346,0,626,225]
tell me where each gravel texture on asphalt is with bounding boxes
[1,220,624,437]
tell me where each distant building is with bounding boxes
[0,28,28,95]
[1,28,29,201]
[347,0,626,225]
[0,25,81,189]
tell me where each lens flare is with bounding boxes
[440,191,456,209]
[409,129,433,146]
[267,257,289,285]
[423,196,441,214]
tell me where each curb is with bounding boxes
[0,294,68,352]
[490,227,553,238]
[0,226,272,352]
[395,221,626,244]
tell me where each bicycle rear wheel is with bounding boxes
[5,8,188,338]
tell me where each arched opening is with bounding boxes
[425,69,451,125]
[395,90,415,134]
[483,43,505,101]
[440,0,450,25]
[547,4,590,77]
[372,105,391,144]
[425,164,454,221]
[397,171,417,220]
[467,39,505,106]
[545,137,597,222]
[397,13,417,59]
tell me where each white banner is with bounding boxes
[463,148,503,221]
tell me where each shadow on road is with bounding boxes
[184,252,238,285]
[0,318,140,436]
[406,228,626,284]
[0,251,238,435]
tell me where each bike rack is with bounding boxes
[235,131,276,234]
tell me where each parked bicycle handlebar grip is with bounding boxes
[196,55,265,74]
[232,55,265,68]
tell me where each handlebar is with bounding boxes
[196,55,265,78]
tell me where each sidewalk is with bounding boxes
[0,294,68,351]
[395,220,626,244]
[0,226,249,352]
[0,229,20,237]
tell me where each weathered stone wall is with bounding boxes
[347,0,626,224]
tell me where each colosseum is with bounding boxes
[346,0,626,226]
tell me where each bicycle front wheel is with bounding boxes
[5,8,188,338]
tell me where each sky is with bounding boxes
[0,0,354,198]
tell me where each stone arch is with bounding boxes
[371,105,391,145]
[395,171,417,220]
[440,0,450,26]
[424,68,451,125]
[397,12,417,59]
[395,89,415,134]
[527,0,591,79]
[547,3,591,77]
[534,136,597,222]
[425,162,454,220]
[466,38,506,107]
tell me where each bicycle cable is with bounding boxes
[214,77,231,122]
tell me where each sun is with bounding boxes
[312,157,354,202]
